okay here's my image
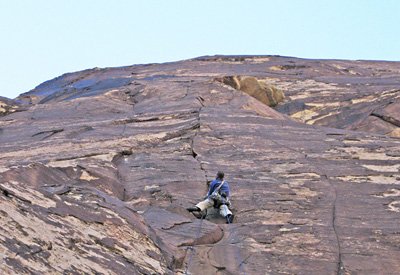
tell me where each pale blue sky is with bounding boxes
[1,0,399,99]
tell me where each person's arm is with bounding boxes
[207,180,216,197]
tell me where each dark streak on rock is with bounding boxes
[161,221,192,230]
[32,129,64,140]
[371,112,400,127]
[161,121,200,143]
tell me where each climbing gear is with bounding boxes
[209,180,233,210]
[186,206,200,212]
[184,210,206,274]
[208,180,225,202]
[192,210,207,219]
[226,214,234,224]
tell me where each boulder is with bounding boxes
[218,76,285,106]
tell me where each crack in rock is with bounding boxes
[331,182,344,275]
[371,112,400,128]
[161,221,192,231]
[31,129,64,140]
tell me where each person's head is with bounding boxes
[216,171,224,180]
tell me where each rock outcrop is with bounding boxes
[217,76,285,107]
[0,96,19,116]
[1,55,400,274]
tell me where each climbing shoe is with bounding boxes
[186,206,201,212]
[226,214,234,224]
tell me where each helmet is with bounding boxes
[217,171,224,179]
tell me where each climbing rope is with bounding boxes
[226,218,247,275]
[184,81,247,274]
[184,210,206,275]
[184,209,247,274]
[263,128,344,274]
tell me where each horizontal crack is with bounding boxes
[0,184,32,204]
[161,221,192,230]
[54,152,112,161]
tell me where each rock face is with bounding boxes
[0,55,400,274]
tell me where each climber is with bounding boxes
[187,171,234,224]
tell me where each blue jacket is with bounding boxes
[207,179,230,197]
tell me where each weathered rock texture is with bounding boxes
[1,55,400,274]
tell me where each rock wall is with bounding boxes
[1,55,400,274]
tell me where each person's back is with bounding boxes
[208,178,230,198]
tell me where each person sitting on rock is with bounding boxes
[187,171,234,224]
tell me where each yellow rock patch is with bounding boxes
[389,128,400,138]
[0,181,56,208]
[334,175,399,185]
[79,170,99,181]
[341,146,400,160]
[363,164,400,173]
[291,109,319,122]
[374,189,400,197]
[388,201,400,212]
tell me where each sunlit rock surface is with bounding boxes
[0,96,19,117]
[1,55,400,274]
